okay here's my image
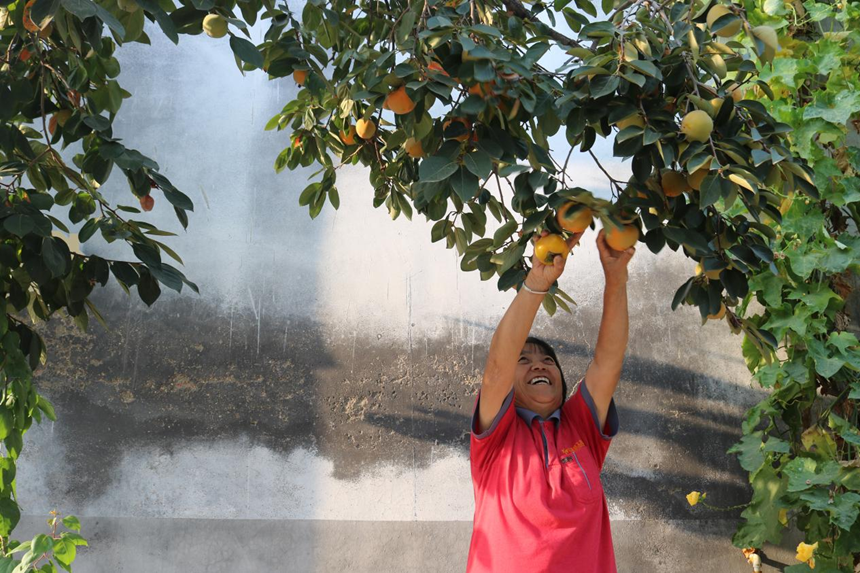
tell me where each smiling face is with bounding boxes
[513,342,564,415]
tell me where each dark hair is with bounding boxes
[523,336,568,404]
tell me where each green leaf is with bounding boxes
[61,0,125,37]
[149,264,184,293]
[229,37,264,69]
[762,436,790,453]
[807,338,845,378]
[803,90,860,126]
[460,95,487,115]
[3,215,34,237]
[329,187,340,210]
[450,167,480,201]
[698,174,721,209]
[829,492,860,531]
[0,498,20,537]
[419,156,458,183]
[32,534,53,555]
[829,331,859,355]
[626,60,662,79]
[132,243,162,269]
[784,457,840,492]
[497,267,525,291]
[799,488,860,531]
[137,270,161,306]
[61,516,81,532]
[763,0,787,15]
[396,8,417,45]
[496,242,526,274]
[463,150,493,180]
[41,237,68,278]
[589,76,619,98]
[620,72,646,87]
[53,538,76,568]
[687,153,712,174]
[61,532,87,546]
[493,220,518,247]
[78,218,100,243]
[616,126,644,143]
[574,0,597,16]
[0,408,12,441]
[299,183,321,207]
[146,171,194,211]
[309,189,326,219]
[828,413,860,447]
[130,0,177,43]
[762,304,812,340]
[5,430,22,459]
[37,396,56,422]
[731,463,787,547]
[0,557,16,573]
[671,277,694,311]
[726,432,766,475]
[522,210,549,234]
[748,272,785,307]
[662,227,711,255]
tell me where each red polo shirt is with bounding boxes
[467,377,619,573]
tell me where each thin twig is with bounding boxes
[587,149,624,192]
[561,146,575,185]
[494,172,508,212]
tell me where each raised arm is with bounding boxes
[477,230,583,433]
[584,228,635,433]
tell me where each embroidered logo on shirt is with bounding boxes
[560,440,585,463]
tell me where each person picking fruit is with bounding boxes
[467,227,635,573]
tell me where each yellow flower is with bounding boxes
[778,508,788,526]
[796,541,818,565]
[686,491,701,506]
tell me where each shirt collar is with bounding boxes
[515,406,561,426]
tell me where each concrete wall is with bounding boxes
[13,17,803,573]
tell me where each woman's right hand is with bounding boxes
[524,230,584,292]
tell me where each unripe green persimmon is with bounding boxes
[680,110,714,142]
[203,14,228,38]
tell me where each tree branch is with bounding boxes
[587,149,624,192]
[499,0,584,48]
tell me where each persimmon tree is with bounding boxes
[1,0,860,568]
[266,0,860,569]
[1,0,200,565]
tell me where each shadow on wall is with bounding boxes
[31,303,765,525]
[32,289,339,506]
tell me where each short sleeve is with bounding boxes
[469,389,515,473]
[563,377,619,469]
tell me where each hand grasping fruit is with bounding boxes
[525,231,583,293]
[596,227,636,286]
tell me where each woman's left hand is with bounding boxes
[596,228,635,285]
